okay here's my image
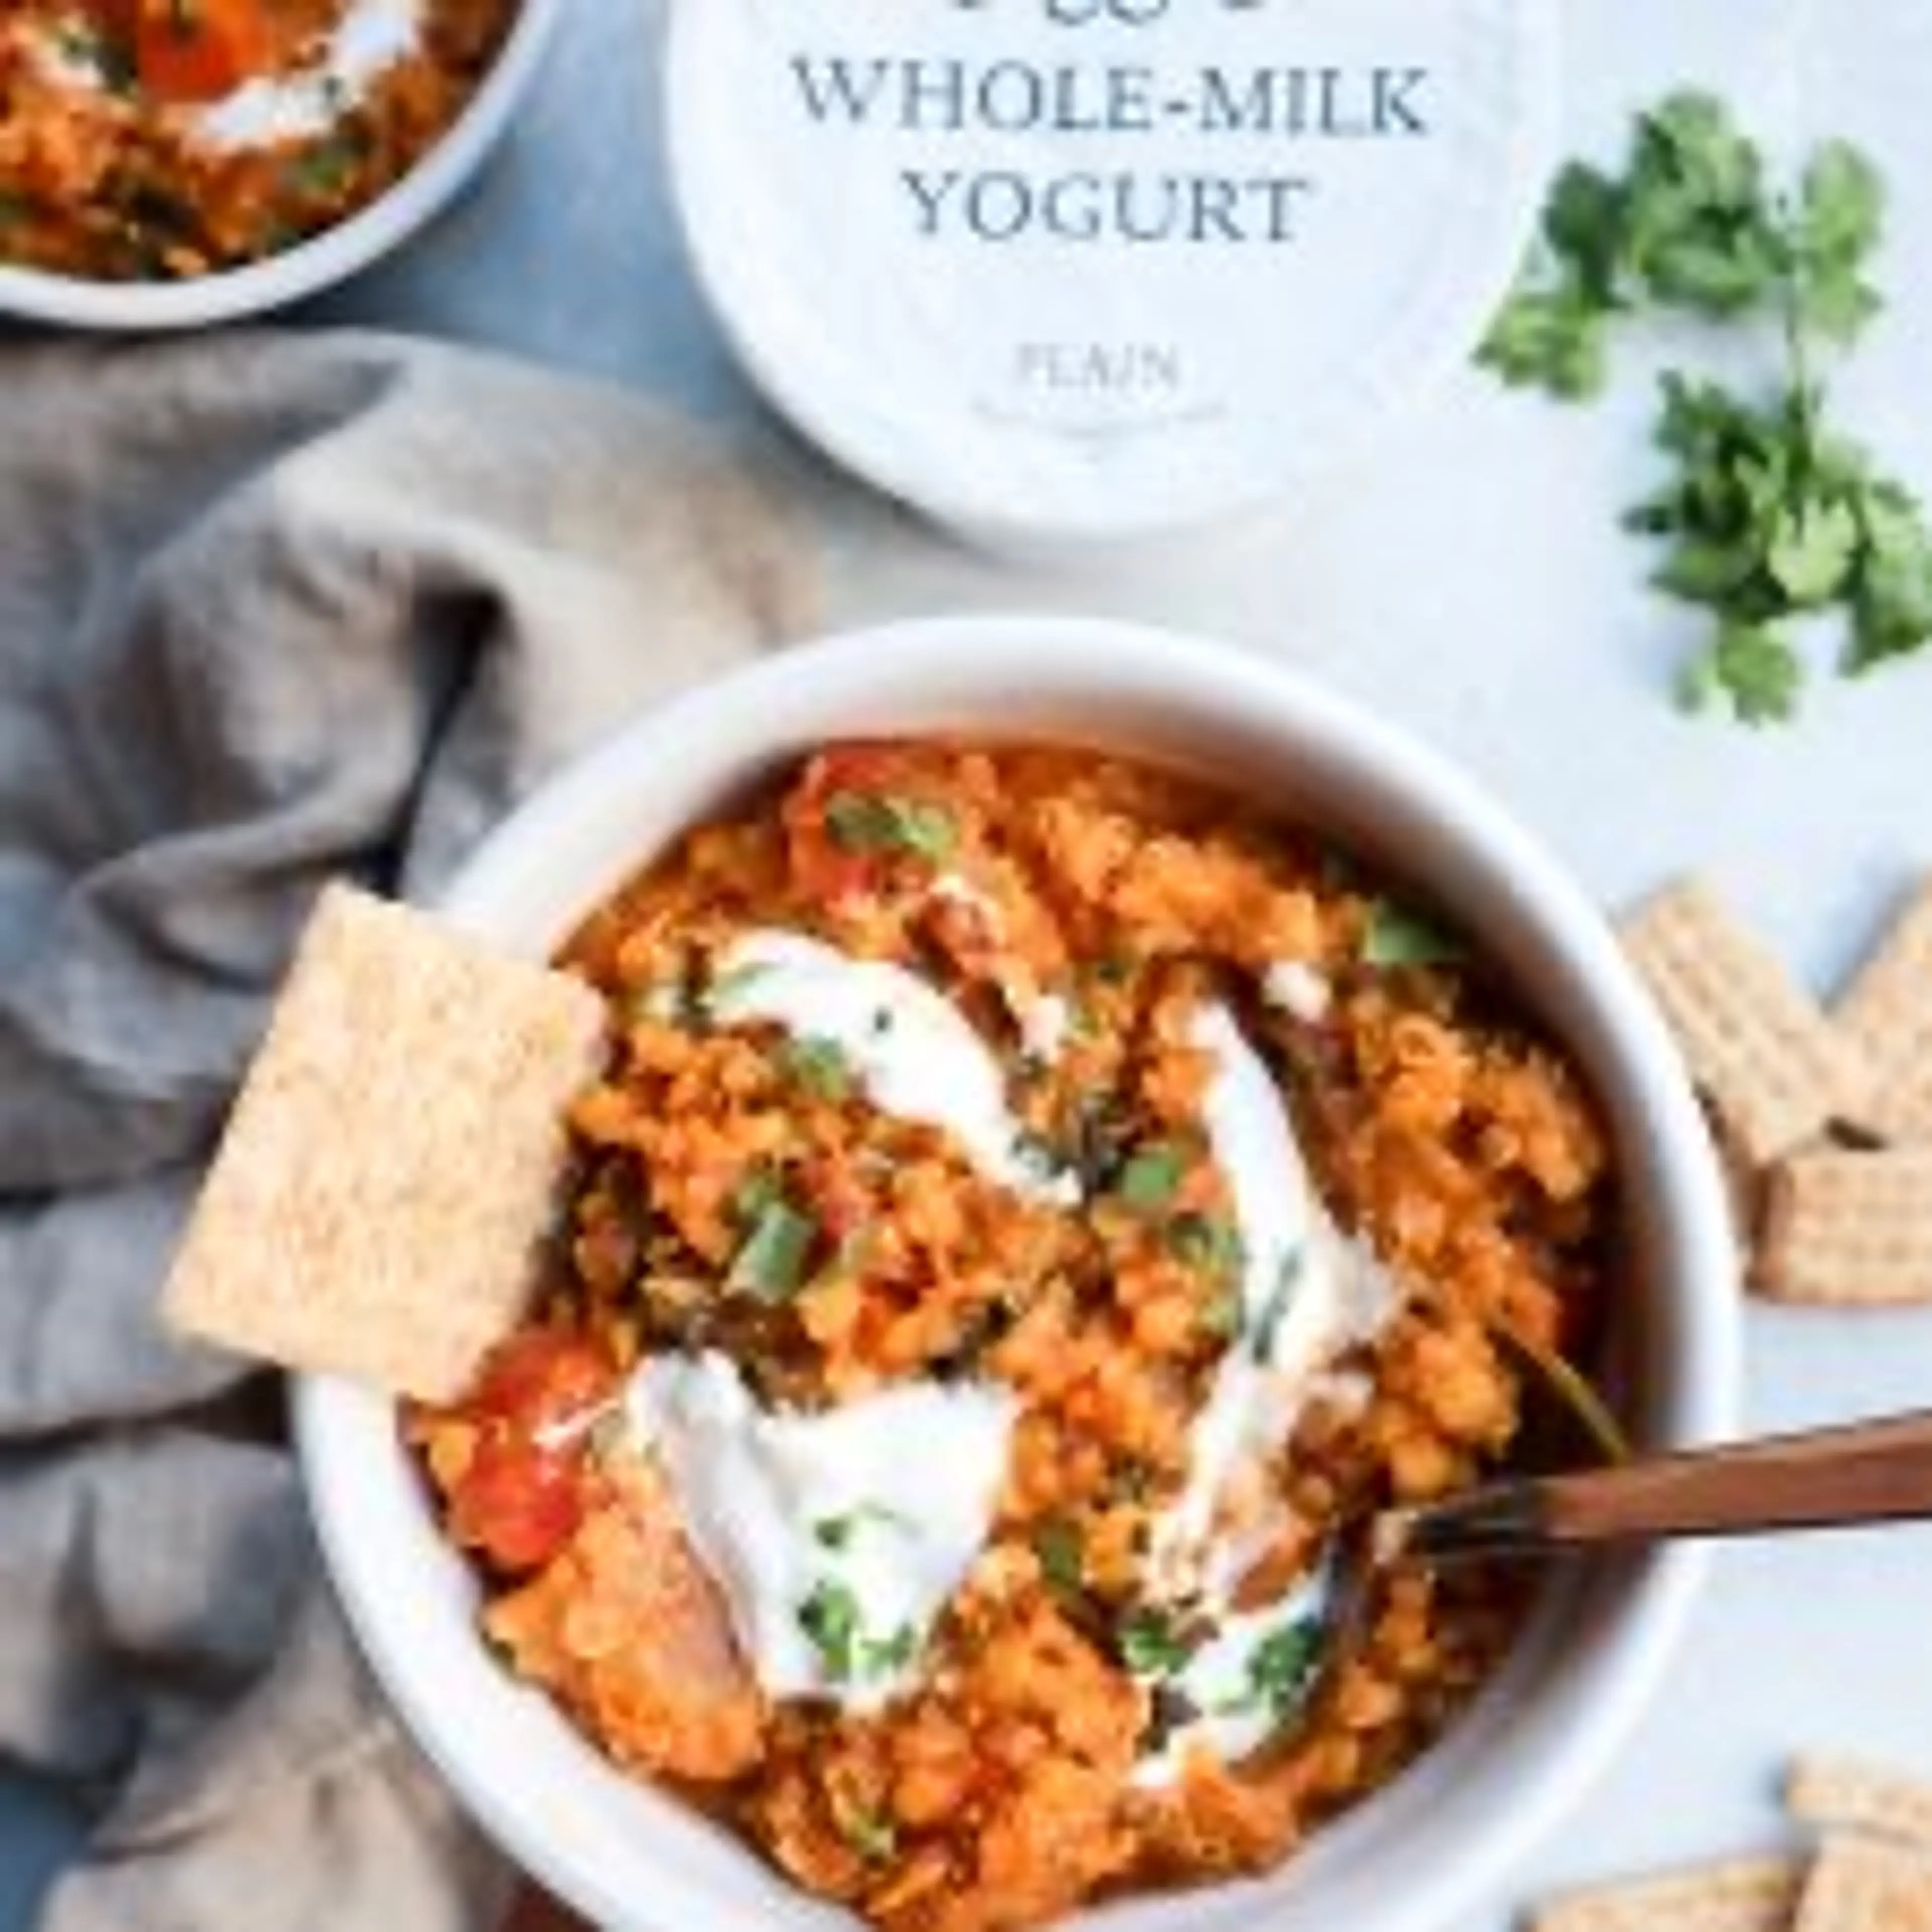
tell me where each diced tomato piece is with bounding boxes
[133,0,270,104]
[433,1332,618,1573]
[465,1331,616,1439]
[446,1436,587,1575]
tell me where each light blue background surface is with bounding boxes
[5,0,1930,1923]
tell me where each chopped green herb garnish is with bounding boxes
[284,129,369,200]
[1033,1519,1085,1599]
[1362,901,1464,970]
[1167,1212,1245,1280]
[730,1163,783,1226]
[1249,1250,1303,1364]
[1200,1285,1245,1344]
[1246,1616,1324,1721]
[824,791,958,862]
[798,1582,918,1683]
[1118,1609,1194,1680]
[815,1503,911,1551]
[798,1579,863,1681]
[1117,1143,1187,1211]
[783,1035,853,1102]
[863,1624,918,1675]
[729,1198,818,1303]
[835,1801,900,1865]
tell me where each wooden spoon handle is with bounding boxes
[1397,1411,1932,1562]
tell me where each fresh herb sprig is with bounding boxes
[1481,91,1932,723]
[797,1580,916,1685]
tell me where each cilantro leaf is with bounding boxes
[1362,901,1464,969]
[1676,620,1804,726]
[783,1035,853,1102]
[835,1801,899,1865]
[1621,92,1786,319]
[815,1503,911,1551]
[1116,1142,1188,1210]
[1792,141,1885,347]
[1541,161,1629,305]
[797,1581,919,1684]
[798,1579,863,1680]
[824,791,958,862]
[863,1624,918,1675]
[1033,1519,1085,1599]
[1848,478,1932,670]
[1478,282,1612,401]
[1167,1212,1244,1280]
[1118,1609,1194,1680]
[1766,498,1861,607]
[1247,1616,1324,1721]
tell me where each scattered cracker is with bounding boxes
[1758,1147,1932,1307]
[163,883,607,1402]
[1835,881,1932,1143]
[1620,880,1869,1169]
[1790,1758,1932,1850]
[1532,1857,1808,1932]
[1795,1835,1932,1932]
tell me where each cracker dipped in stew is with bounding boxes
[0,0,515,278]
[403,742,1621,1932]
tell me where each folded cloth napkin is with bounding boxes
[0,330,819,1932]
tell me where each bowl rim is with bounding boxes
[0,0,563,331]
[296,614,1742,1932]
[659,2,1563,547]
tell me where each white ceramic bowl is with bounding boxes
[297,616,1740,1932]
[0,0,561,331]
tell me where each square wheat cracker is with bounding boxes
[163,883,607,1401]
[1620,879,1869,1169]
[1759,1147,1932,1307]
[1834,878,1932,1142]
[1532,1856,1807,1932]
[1795,1836,1932,1932]
[1790,1757,1932,1850]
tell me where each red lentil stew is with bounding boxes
[0,0,515,279]
[411,742,1619,1932]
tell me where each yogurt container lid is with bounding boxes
[666,0,1558,547]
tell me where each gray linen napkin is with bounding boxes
[0,330,818,1932]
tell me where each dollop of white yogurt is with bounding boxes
[711,928,1078,1205]
[625,1352,1016,1713]
[1130,1563,1331,1789]
[1145,1003,1402,1601]
[191,0,422,152]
